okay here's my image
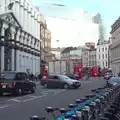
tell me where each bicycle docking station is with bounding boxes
[30,85,120,120]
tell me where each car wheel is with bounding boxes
[0,92,3,96]
[63,84,69,89]
[43,83,48,88]
[31,86,36,93]
[16,88,22,96]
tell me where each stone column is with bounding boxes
[16,30,20,72]
[1,28,5,72]
[11,49,14,71]
[11,32,15,71]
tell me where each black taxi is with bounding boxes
[0,71,36,96]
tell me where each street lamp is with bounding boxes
[56,40,59,48]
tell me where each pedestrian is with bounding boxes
[38,74,42,80]
[30,73,34,81]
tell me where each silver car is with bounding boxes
[41,75,81,89]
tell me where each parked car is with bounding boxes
[0,71,36,96]
[40,75,81,89]
[106,76,120,87]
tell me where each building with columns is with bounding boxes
[44,28,52,60]
[0,0,41,75]
[82,47,96,67]
[96,41,109,69]
[82,43,96,67]
[40,13,53,64]
[110,17,120,75]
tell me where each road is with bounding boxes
[0,78,105,120]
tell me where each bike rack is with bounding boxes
[30,85,120,120]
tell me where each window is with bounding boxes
[0,73,16,80]
[102,54,104,59]
[59,75,70,80]
[48,76,59,79]
[106,62,107,67]
[16,73,27,81]
[99,48,100,52]
[106,54,107,59]
[102,48,104,52]
[105,47,107,51]
[99,55,100,59]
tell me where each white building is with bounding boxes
[51,48,64,59]
[82,47,96,67]
[39,4,102,47]
[0,0,41,75]
[96,41,109,69]
[110,17,120,75]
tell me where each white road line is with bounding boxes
[10,99,21,102]
[41,89,54,93]
[7,97,21,101]
[25,95,37,98]
[23,95,46,103]
[0,104,12,109]
[7,94,38,102]
[7,89,65,103]
[54,90,66,94]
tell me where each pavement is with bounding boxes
[0,77,105,120]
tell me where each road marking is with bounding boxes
[23,95,46,103]
[7,94,38,102]
[10,99,21,102]
[0,104,12,109]
[54,90,66,94]
[41,89,54,93]
[7,89,66,103]
[7,97,21,101]
[26,95,37,98]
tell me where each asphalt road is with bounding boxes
[0,77,105,120]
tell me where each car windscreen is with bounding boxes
[58,75,71,80]
[0,73,16,80]
[109,77,120,83]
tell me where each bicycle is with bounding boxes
[30,86,119,120]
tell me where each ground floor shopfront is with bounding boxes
[0,11,40,75]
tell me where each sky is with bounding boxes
[32,0,120,47]
[45,16,98,47]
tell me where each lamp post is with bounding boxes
[56,40,59,48]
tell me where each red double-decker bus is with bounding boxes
[91,66,98,77]
[73,65,100,79]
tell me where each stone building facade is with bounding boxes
[110,17,120,75]
[0,0,41,75]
